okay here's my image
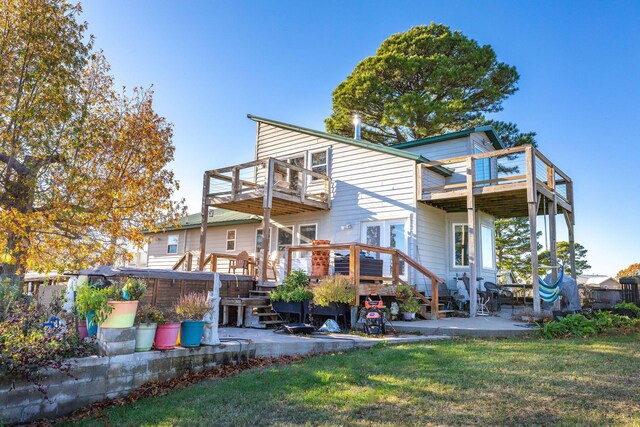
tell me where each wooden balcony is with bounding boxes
[283,242,445,317]
[417,145,574,218]
[203,158,331,216]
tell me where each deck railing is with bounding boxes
[205,158,331,207]
[283,242,444,316]
[173,250,255,276]
[418,145,573,210]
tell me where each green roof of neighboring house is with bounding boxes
[145,209,261,234]
[247,114,452,177]
[391,126,504,150]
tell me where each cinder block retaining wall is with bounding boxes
[0,342,255,425]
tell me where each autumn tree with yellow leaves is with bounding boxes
[0,0,183,274]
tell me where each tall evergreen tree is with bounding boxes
[539,242,590,277]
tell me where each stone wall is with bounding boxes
[0,342,255,425]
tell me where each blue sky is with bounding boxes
[81,1,640,276]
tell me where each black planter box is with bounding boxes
[310,302,349,329]
[271,300,309,323]
[334,255,383,278]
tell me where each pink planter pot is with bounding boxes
[78,320,88,339]
[153,322,181,350]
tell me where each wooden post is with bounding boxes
[210,254,217,272]
[350,244,361,306]
[416,164,424,200]
[186,252,193,272]
[231,167,240,197]
[566,180,577,281]
[284,248,292,278]
[392,252,400,286]
[466,156,477,317]
[548,196,559,310]
[199,172,210,270]
[526,146,541,315]
[261,159,275,284]
[431,279,439,319]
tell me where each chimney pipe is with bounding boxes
[352,114,362,140]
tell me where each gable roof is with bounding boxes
[247,114,452,177]
[391,126,504,150]
[145,209,261,234]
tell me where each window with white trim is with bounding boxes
[277,225,294,252]
[452,224,469,267]
[481,225,495,269]
[298,224,317,245]
[167,235,179,254]
[310,150,328,180]
[255,227,273,254]
[226,229,236,252]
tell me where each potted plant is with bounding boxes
[100,278,147,329]
[134,305,164,352]
[153,310,181,350]
[175,292,209,348]
[270,269,313,322]
[400,298,420,321]
[394,283,414,302]
[310,276,355,321]
[74,283,112,337]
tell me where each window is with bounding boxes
[226,230,236,252]
[298,224,317,245]
[167,235,179,254]
[288,156,305,189]
[255,227,273,253]
[481,225,495,270]
[277,226,294,252]
[475,146,491,183]
[310,150,328,179]
[453,224,469,267]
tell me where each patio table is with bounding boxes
[503,283,534,306]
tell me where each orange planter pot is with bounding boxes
[100,301,139,328]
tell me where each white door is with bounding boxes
[361,219,408,280]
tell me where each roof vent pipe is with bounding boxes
[352,114,362,140]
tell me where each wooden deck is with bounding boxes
[202,158,331,216]
[284,242,445,317]
[418,145,576,316]
[418,145,574,218]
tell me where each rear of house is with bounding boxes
[145,115,502,294]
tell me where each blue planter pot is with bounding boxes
[86,311,98,338]
[180,320,205,347]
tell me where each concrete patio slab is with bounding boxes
[218,327,450,357]
[389,312,537,338]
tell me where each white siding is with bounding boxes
[401,137,470,160]
[256,123,417,247]
[415,203,447,293]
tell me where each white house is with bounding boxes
[145,114,576,316]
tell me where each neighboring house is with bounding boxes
[577,274,620,289]
[144,114,575,316]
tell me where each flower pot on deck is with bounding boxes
[180,320,206,348]
[154,322,181,350]
[135,323,158,352]
[101,301,139,328]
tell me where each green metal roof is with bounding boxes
[145,209,261,234]
[247,114,452,177]
[391,126,504,150]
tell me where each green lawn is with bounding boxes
[67,334,640,427]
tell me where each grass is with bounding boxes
[65,334,640,427]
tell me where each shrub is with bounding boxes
[0,276,21,322]
[393,283,414,301]
[613,302,640,317]
[135,305,164,324]
[540,310,640,339]
[123,277,147,301]
[175,293,208,321]
[400,298,420,314]
[0,298,97,395]
[270,269,313,303]
[312,276,355,306]
[74,283,112,326]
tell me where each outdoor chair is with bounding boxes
[484,282,515,312]
[229,251,251,275]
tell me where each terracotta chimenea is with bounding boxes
[311,240,331,277]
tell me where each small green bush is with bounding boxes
[135,305,165,324]
[613,302,640,315]
[540,310,640,339]
[312,276,355,306]
[400,298,421,314]
[270,269,313,303]
[74,283,112,326]
[123,277,147,301]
